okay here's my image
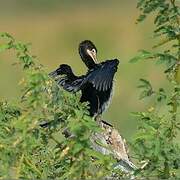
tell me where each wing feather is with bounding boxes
[82,59,119,92]
[56,76,84,93]
[51,59,119,93]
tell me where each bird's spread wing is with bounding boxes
[51,59,119,92]
[56,76,84,93]
[81,59,119,91]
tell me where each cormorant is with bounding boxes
[48,42,137,174]
[49,40,119,119]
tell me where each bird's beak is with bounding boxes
[87,49,98,63]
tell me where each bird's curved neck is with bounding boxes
[79,50,97,69]
[83,56,97,69]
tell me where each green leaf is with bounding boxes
[129,50,153,63]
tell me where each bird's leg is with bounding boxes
[95,116,113,128]
[101,119,113,127]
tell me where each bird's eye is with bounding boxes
[92,49,96,53]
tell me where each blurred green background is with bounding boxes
[0,0,168,140]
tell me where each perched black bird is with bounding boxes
[49,40,119,119]
[48,42,137,174]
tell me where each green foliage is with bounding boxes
[131,0,180,179]
[137,78,154,99]
[129,50,153,63]
[0,33,117,179]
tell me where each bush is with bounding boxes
[0,33,116,179]
[131,0,180,179]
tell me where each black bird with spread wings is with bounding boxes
[48,41,138,174]
[49,40,119,118]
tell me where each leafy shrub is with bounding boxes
[131,0,180,179]
[0,33,116,179]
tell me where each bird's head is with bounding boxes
[49,64,73,78]
[79,40,98,69]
